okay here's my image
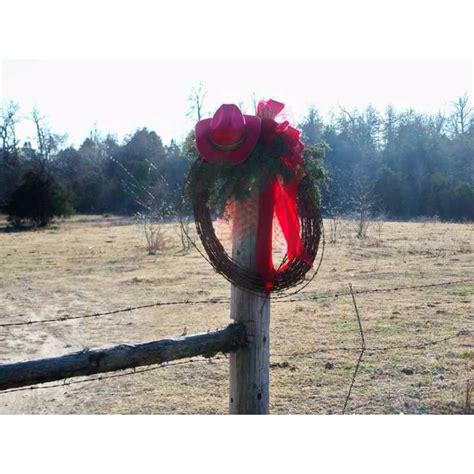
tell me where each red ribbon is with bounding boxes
[255,99,311,294]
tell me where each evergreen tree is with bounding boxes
[5,171,73,227]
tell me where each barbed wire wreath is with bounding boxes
[186,158,322,294]
[184,99,324,296]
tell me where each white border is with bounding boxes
[0,1,473,59]
[0,1,472,471]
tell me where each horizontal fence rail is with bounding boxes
[0,323,247,391]
[0,278,471,413]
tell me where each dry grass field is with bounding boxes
[0,214,472,414]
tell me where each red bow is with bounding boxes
[255,99,311,294]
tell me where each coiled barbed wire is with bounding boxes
[186,158,323,294]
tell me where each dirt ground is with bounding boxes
[0,215,472,414]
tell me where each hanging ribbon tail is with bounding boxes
[274,176,312,271]
[256,178,277,295]
[256,174,312,295]
[254,99,310,295]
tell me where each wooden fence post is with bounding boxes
[229,195,271,414]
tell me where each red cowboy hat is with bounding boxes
[195,104,261,166]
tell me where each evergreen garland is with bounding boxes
[185,137,326,216]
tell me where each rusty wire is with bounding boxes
[0,278,471,329]
[0,356,227,395]
[187,157,323,294]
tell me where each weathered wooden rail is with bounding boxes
[0,323,247,391]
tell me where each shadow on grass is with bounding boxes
[0,223,36,233]
[0,222,61,233]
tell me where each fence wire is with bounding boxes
[1,278,472,329]
[0,277,472,413]
[271,329,472,358]
[0,356,227,395]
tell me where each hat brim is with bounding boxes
[195,115,261,166]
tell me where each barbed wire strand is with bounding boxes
[271,329,472,358]
[1,279,471,412]
[281,278,474,304]
[1,329,469,393]
[1,278,471,329]
[0,328,468,395]
[0,297,227,328]
[0,355,227,395]
[1,329,470,411]
[2,323,468,411]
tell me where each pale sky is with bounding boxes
[1,59,471,147]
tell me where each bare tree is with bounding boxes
[355,201,371,239]
[338,105,357,132]
[352,178,374,239]
[137,211,169,255]
[373,215,385,240]
[30,108,66,173]
[0,101,21,205]
[173,217,192,253]
[0,100,20,159]
[328,217,341,243]
[451,94,472,135]
[187,82,207,122]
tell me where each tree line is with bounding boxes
[301,96,473,221]
[0,94,472,226]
